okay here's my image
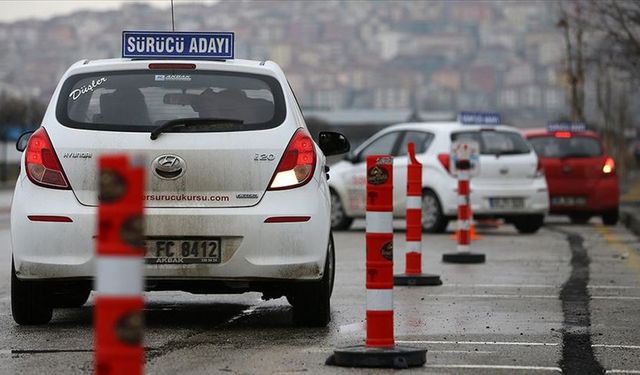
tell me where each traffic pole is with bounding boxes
[327,155,426,369]
[95,154,145,375]
[394,143,441,286]
[442,148,485,264]
[450,205,481,241]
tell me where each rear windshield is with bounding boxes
[529,136,602,158]
[451,130,531,155]
[56,70,286,132]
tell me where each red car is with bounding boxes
[524,128,619,225]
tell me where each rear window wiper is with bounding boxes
[150,117,244,140]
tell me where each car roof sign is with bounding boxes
[122,31,234,60]
[547,121,586,132]
[458,111,501,125]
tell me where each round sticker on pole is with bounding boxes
[451,140,480,177]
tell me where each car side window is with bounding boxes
[397,131,434,156]
[357,132,400,162]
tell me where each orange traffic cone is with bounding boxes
[450,207,481,241]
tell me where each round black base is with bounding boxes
[442,252,486,264]
[394,273,442,286]
[326,345,426,369]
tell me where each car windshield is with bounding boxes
[451,130,530,155]
[529,136,602,158]
[56,70,285,132]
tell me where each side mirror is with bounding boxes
[16,130,34,152]
[318,131,350,156]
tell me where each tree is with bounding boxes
[557,0,586,122]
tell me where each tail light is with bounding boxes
[554,131,572,138]
[437,153,451,174]
[25,127,70,189]
[268,128,316,190]
[602,157,615,175]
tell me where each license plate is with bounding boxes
[551,196,587,206]
[145,238,221,264]
[489,197,525,210]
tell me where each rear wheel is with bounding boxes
[569,213,591,224]
[330,190,353,231]
[602,209,619,226]
[513,215,544,234]
[288,233,334,327]
[422,190,448,233]
[11,261,53,325]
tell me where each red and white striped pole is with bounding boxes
[394,143,441,286]
[364,155,394,347]
[443,144,485,264]
[95,154,145,375]
[328,155,426,368]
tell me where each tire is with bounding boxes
[422,190,449,233]
[52,288,91,308]
[602,209,619,226]
[330,189,353,231]
[11,261,53,325]
[288,233,334,327]
[569,213,591,224]
[513,215,544,234]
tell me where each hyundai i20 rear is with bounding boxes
[11,58,349,326]
[525,129,619,225]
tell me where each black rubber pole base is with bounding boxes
[394,273,442,286]
[442,252,486,264]
[326,345,426,369]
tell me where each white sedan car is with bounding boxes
[329,122,549,233]
[11,57,349,325]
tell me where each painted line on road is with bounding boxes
[424,364,562,372]
[591,296,640,301]
[397,340,558,346]
[606,370,640,374]
[422,294,640,301]
[594,344,640,350]
[426,294,558,299]
[428,350,494,354]
[448,283,640,290]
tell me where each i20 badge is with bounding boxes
[152,154,186,180]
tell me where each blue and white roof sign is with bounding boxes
[547,121,587,132]
[122,31,234,59]
[458,111,501,125]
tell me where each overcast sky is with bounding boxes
[0,1,218,22]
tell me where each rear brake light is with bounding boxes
[437,153,451,174]
[555,131,572,138]
[602,157,615,174]
[148,63,196,70]
[268,128,316,190]
[25,128,70,189]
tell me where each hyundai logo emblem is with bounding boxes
[152,154,186,179]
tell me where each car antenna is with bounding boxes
[170,0,176,31]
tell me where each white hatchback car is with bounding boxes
[11,57,349,325]
[329,122,549,233]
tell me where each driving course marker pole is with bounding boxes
[394,143,442,286]
[442,143,485,264]
[327,155,426,369]
[95,154,145,375]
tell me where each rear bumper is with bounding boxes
[441,177,549,217]
[11,175,330,283]
[548,176,619,214]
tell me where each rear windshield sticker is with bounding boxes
[155,74,192,81]
[69,77,107,101]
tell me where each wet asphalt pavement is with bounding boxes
[0,215,639,374]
